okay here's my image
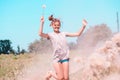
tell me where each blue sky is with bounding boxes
[0,0,120,50]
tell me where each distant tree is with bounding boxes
[0,39,12,54]
[9,48,16,54]
[17,45,20,54]
[28,38,52,53]
[20,49,25,54]
[28,39,40,53]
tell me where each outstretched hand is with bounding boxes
[40,16,44,23]
[82,19,87,26]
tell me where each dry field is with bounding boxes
[0,51,85,80]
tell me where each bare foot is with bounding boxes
[45,71,52,80]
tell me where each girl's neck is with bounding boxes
[54,31,60,34]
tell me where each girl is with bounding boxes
[39,15,87,80]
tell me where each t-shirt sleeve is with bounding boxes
[48,32,53,40]
[63,32,69,36]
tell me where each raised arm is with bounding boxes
[66,19,87,37]
[39,16,49,39]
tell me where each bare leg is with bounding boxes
[62,62,69,80]
[52,62,64,80]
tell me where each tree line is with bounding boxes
[0,40,26,55]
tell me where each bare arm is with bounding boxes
[39,16,49,39]
[66,19,87,37]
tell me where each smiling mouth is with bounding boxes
[54,27,60,29]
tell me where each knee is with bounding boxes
[64,77,69,80]
[63,75,69,80]
[58,76,64,80]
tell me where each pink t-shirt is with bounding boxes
[48,32,69,62]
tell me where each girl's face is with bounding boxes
[52,22,61,33]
